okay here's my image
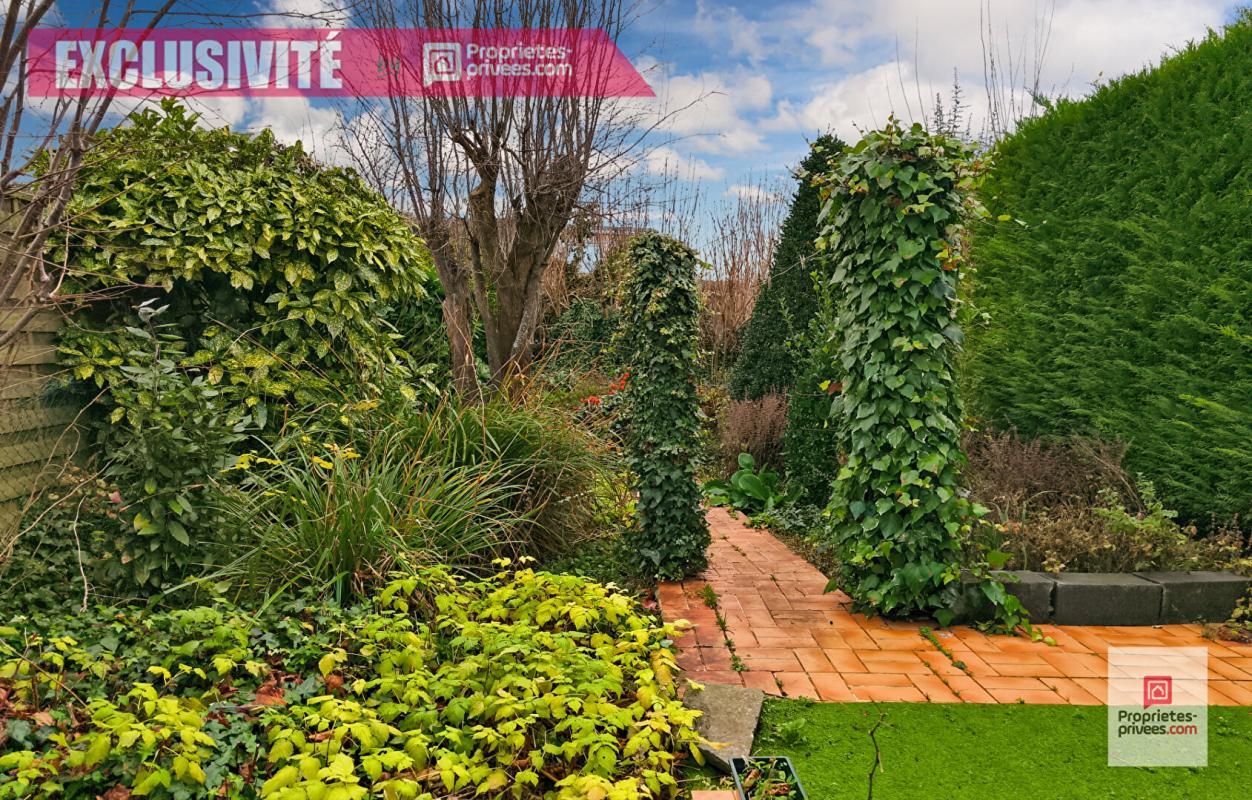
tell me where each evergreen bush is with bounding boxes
[729,134,844,400]
[964,17,1252,524]
[781,273,842,505]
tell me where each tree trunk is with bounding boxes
[482,247,549,383]
[442,285,479,397]
[424,228,481,398]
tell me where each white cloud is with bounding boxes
[641,65,773,155]
[178,96,251,128]
[725,182,783,203]
[693,1,768,64]
[263,0,350,28]
[243,96,349,165]
[644,145,724,180]
[773,0,1228,139]
[766,61,914,143]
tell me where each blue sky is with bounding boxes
[37,0,1245,212]
[617,0,1242,191]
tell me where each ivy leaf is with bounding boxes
[897,237,925,260]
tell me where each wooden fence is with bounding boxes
[0,201,79,538]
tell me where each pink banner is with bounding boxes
[26,28,654,97]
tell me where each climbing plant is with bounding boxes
[623,234,709,580]
[816,120,1017,623]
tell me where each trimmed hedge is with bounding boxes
[729,135,843,400]
[781,276,841,506]
[964,17,1252,525]
[623,234,710,580]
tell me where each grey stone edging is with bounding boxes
[995,569,1251,626]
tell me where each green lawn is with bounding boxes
[753,700,1252,800]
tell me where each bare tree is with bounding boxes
[0,0,178,348]
[345,0,666,393]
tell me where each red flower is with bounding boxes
[583,395,601,406]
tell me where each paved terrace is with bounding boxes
[659,508,1252,705]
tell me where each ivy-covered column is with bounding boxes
[817,120,995,621]
[623,233,710,580]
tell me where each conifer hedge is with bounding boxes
[781,278,841,505]
[623,234,709,579]
[729,135,843,400]
[965,17,1252,525]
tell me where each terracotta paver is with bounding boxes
[659,507,1252,705]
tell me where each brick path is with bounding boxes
[659,508,1252,705]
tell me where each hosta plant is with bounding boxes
[703,453,789,516]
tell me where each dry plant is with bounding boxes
[980,0,1057,142]
[699,177,788,372]
[964,429,1250,574]
[963,428,1136,521]
[0,0,176,347]
[718,393,788,475]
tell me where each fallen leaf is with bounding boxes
[253,681,286,707]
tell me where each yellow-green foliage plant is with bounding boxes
[0,564,701,798]
[622,234,710,580]
[814,120,1025,626]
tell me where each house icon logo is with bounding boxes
[422,42,462,86]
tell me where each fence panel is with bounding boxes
[0,202,79,537]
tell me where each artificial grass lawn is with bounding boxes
[754,700,1252,800]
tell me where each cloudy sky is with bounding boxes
[37,0,1243,204]
[624,0,1238,188]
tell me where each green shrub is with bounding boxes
[963,16,1252,525]
[622,234,709,580]
[546,298,626,374]
[36,101,440,593]
[91,320,249,590]
[54,100,439,420]
[2,320,250,596]
[1219,589,1252,643]
[0,566,701,798]
[815,120,1015,623]
[729,135,843,400]
[215,432,525,602]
